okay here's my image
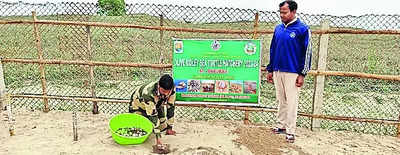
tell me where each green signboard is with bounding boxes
[172,39,261,106]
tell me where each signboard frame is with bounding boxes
[172,38,263,107]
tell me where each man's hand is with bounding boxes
[267,72,274,84]
[166,129,176,135]
[295,75,304,87]
[153,138,170,154]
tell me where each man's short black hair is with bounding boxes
[279,0,298,11]
[159,74,174,90]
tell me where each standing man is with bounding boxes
[266,0,312,143]
[129,74,176,147]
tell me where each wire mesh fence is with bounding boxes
[0,1,399,136]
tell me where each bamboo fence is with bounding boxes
[0,11,399,137]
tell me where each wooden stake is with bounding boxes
[72,111,78,141]
[159,14,164,75]
[312,20,330,131]
[398,114,400,138]
[244,111,250,125]
[159,14,164,65]
[32,11,49,112]
[0,57,6,112]
[249,12,258,125]
[86,26,98,114]
[252,12,259,39]
[5,93,15,136]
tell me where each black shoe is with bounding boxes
[271,127,286,134]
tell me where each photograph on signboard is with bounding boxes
[187,80,201,92]
[244,80,257,94]
[215,80,229,94]
[229,80,243,94]
[201,80,215,93]
[175,80,188,92]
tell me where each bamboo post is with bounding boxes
[86,26,99,114]
[5,93,15,136]
[243,12,259,125]
[253,12,259,39]
[398,114,400,138]
[73,111,78,141]
[0,57,6,111]
[244,111,250,125]
[72,98,79,141]
[311,20,330,131]
[32,11,49,112]
[159,14,164,75]
[0,63,14,136]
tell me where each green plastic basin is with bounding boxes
[109,113,153,145]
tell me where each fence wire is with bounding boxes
[1,1,399,136]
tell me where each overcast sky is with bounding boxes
[3,0,400,16]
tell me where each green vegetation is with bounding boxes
[97,0,126,16]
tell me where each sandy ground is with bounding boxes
[1,110,400,155]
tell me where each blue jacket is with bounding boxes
[266,18,312,76]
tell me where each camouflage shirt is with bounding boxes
[129,81,176,138]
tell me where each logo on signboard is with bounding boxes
[174,41,183,53]
[211,40,221,51]
[244,42,256,55]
